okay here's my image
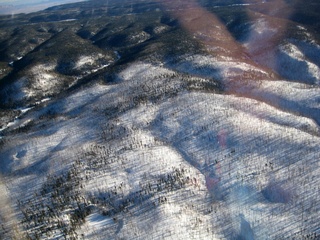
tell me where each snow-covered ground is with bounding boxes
[1,57,319,239]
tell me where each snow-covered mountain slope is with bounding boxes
[1,58,319,239]
[1,0,320,239]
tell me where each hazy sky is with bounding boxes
[0,0,87,15]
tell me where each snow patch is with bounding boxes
[117,62,176,81]
[75,56,96,69]
[278,42,320,84]
[128,31,150,44]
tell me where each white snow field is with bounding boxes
[0,54,320,239]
